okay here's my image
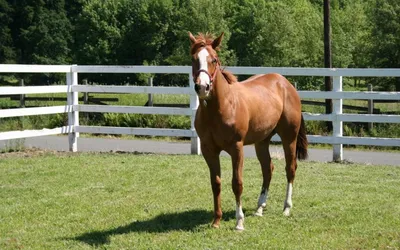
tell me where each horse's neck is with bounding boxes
[201,71,236,114]
[213,72,231,101]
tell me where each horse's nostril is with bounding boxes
[194,84,201,93]
[206,84,210,91]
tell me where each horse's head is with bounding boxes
[189,32,224,99]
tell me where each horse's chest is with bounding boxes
[204,113,275,147]
[195,102,248,148]
[207,117,246,147]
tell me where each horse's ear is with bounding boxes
[212,32,224,49]
[189,32,196,44]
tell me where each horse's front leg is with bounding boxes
[202,144,222,228]
[228,142,245,230]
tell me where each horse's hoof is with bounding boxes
[235,219,244,231]
[255,207,263,217]
[235,225,245,231]
[283,208,290,216]
[254,212,263,217]
[211,223,220,229]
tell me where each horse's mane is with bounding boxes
[191,33,238,84]
[221,69,237,84]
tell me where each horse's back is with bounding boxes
[241,73,291,89]
[241,73,300,107]
[238,73,297,103]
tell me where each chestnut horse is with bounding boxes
[189,32,308,230]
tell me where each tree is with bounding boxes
[118,0,172,66]
[0,0,15,64]
[118,0,234,86]
[330,0,371,68]
[74,0,125,65]
[162,0,235,86]
[369,0,400,90]
[11,0,72,65]
[228,0,323,68]
[65,0,84,25]
[65,0,84,62]
[228,0,323,88]
[5,0,72,84]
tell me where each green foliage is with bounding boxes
[0,0,16,84]
[228,0,323,87]
[101,113,190,130]
[0,0,15,64]
[331,1,372,68]
[229,0,322,68]
[168,0,234,65]
[3,0,399,90]
[75,0,125,65]
[6,0,72,84]
[369,0,400,90]
[11,0,72,64]
[370,0,400,68]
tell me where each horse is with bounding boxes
[189,32,308,230]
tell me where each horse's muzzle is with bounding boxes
[194,83,211,99]
[194,83,210,92]
[194,84,201,93]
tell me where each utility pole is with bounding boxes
[324,0,333,131]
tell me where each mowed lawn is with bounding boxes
[0,151,399,249]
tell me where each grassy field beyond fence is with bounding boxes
[0,151,399,249]
[1,92,399,146]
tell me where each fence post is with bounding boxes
[19,79,25,108]
[82,79,89,121]
[67,64,79,152]
[147,77,153,106]
[368,84,374,131]
[189,73,200,155]
[332,76,343,162]
[83,79,89,104]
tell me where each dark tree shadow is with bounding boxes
[71,209,236,247]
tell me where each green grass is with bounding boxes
[1,151,399,249]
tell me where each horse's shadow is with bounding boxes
[72,209,236,247]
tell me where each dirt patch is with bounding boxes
[0,147,68,159]
[0,148,158,159]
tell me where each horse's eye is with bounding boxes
[211,58,217,63]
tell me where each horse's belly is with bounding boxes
[243,114,279,145]
[243,128,275,145]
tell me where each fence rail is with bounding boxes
[1,64,399,161]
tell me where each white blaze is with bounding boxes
[197,48,210,86]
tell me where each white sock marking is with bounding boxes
[255,190,268,216]
[235,203,245,230]
[283,182,293,216]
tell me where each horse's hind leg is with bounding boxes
[254,137,275,216]
[281,137,298,216]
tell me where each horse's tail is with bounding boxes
[296,114,308,160]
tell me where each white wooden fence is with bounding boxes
[1,64,399,161]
